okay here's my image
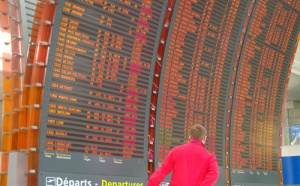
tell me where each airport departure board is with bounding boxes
[38,0,167,185]
[154,0,248,176]
[17,0,299,185]
[231,0,300,185]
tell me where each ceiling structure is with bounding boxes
[287,45,300,102]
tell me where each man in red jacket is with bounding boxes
[148,124,219,186]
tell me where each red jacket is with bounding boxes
[148,139,219,186]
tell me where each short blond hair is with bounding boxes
[190,124,207,140]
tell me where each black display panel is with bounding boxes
[154,0,248,183]
[231,0,300,185]
[38,0,167,184]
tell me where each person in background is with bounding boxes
[148,124,219,186]
[291,132,300,145]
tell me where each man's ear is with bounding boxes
[202,136,207,144]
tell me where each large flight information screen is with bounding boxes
[38,0,167,185]
[231,0,300,185]
[154,0,248,181]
